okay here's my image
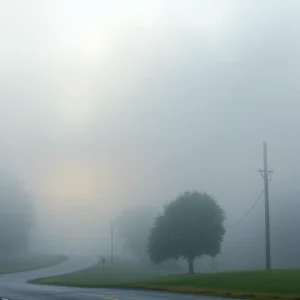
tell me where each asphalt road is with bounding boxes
[0,257,234,300]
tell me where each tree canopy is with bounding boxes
[148,191,226,274]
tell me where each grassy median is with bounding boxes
[33,260,300,299]
[0,254,67,274]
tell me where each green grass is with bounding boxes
[0,254,67,274]
[34,261,300,299]
[34,259,175,286]
[129,270,300,299]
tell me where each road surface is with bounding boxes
[0,257,234,300]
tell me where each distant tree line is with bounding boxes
[0,173,33,259]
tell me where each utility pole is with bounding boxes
[110,220,114,264]
[259,142,273,271]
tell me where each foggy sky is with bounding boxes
[1,0,300,255]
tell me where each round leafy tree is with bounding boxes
[148,191,226,274]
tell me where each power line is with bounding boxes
[226,190,264,230]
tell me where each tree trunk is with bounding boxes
[188,257,195,274]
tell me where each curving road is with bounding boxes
[0,257,233,300]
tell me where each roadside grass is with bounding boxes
[34,261,300,299]
[124,270,300,299]
[33,259,177,285]
[0,254,67,274]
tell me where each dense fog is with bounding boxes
[1,0,300,271]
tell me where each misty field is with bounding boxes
[34,263,300,299]
[0,254,67,274]
[34,259,182,286]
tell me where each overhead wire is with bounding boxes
[226,190,265,230]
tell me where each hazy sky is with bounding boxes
[1,0,300,253]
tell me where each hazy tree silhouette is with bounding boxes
[148,191,226,274]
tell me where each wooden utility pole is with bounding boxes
[259,142,273,270]
[110,220,114,264]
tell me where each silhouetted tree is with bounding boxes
[116,206,157,262]
[0,174,33,259]
[148,191,226,274]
